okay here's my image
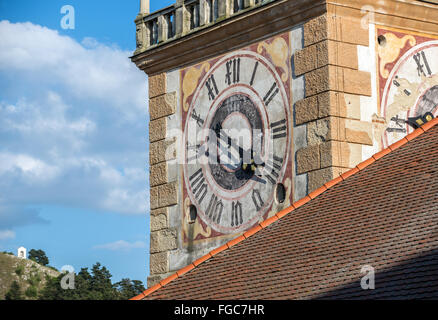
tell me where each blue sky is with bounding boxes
[0,0,173,285]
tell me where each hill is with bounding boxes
[0,252,59,300]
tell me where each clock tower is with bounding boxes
[131,0,438,287]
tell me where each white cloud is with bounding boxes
[0,20,149,228]
[0,21,146,117]
[0,152,60,182]
[93,240,147,251]
[0,230,15,240]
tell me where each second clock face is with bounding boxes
[182,49,291,235]
[377,28,438,149]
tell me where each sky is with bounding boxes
[0,0,174,285]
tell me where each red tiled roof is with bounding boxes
[133,118,438,300]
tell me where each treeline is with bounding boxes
[4,249,145,300]
[39,263,145,300]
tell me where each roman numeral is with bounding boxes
[393,77,411,96]
[263,82,279,106]
[250,61,259,86]
[225,58,240,86]
[413,51,432,77]
[271,118,287,139]
[205,194,224,224]
[191,110,204,127]
[252,189,264,211]
[189,168,208,204]
[231,201,243,227]
[206,74,219,101]
[186,142,209,163]
[264,155,283,185]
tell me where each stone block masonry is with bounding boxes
[293,13,373,193]
[147,72,179,284]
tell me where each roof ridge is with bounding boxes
[130,117,438,300]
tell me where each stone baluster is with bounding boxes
[175,0,190,35]
[218,0,232,18]
[158,15,168,42]
[199,0,209,26]
[244,0,255,8]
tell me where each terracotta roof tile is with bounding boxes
[176,264,195,277]
[275,206,294,219]
[260,215,279,228]
[388,137,408,151]
[308,185,327,199]
[293,196,311,209]
[356,157,375,171]
[324,175,343,189]
[340,167,359,180]
[192,253,212,266]
[159,273,178,286]
[372,147,391,160]
[133,120,438,300]
[209,244,228,257]
[243,224,262,238]
[227,235,245,248]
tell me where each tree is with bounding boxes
[5,281,23,300]
[28,249,49,266]
[25,286,38,298]
[38,262,146,300]
[115,278,145,300]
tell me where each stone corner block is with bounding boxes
[303,14,328,47]
[150,162,169,187]
[342,68,371,97]
[307,116,346,145]
[295,95,318,125]
[327,41,359,70]
[149,117,167,143]
[150,207,170,231]
[319,140,362,169]
[149,73,167,98]
[345,119,373,145]
[149,251,170,275]
[150,229,178,254]
[296,144,320,174]
[294,45,317,76]
[328,15,369,46]
[150,182,178,210]
[305,66,330,97]
[149,92,176,120]
[308,166,347,193]
[317,91,347,119]
[149,137,177,165]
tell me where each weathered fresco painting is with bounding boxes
[374,27,438,149]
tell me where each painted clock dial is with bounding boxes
[181,38,292,236]
[376,28,438,149]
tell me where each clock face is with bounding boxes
[181,37,292,236]
[377,28,438,149]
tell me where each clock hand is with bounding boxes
[250,174,267,184]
